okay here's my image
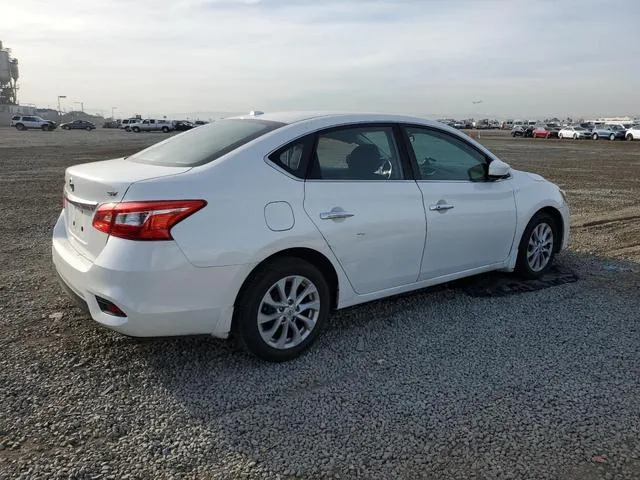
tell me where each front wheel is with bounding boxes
[233,258,330,362]
[592,133,598,140]
[573,133,578,139]
[628,134,635,141]
[132,126,140,132]
[15,123,25,131]
[41,124,51,131]
[515,213,557,279]
[161,126,170,133]
[558,133,563,139]
[86,126,92,131]
[609,133,615,141]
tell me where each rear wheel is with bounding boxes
[628,134,634,141]
[573,133,578,139]
[132,126,140,133]
[15,123,25,131]
[161,126,170,133]
[546,133,551,139]
[86,126,92,131]
[233,258,330,362]
[558,133,563,139]
[41,124,51,131]
[609,133,615,141]
[515,212,557,279]
[592,133,598,140]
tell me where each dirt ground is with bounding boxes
[1,126,639,480]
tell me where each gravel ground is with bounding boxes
[1,128,639,479]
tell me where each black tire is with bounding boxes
[609,133,615,141]
[124,126,131,132]
[592,133,598,140]
[233,257,330,362]
[161,126,170,133]
[41,124,51,131]
[86,126,92,131]
[558,133,563,139]
[15,123,25,131]
[573,133,578,139]
[627,134,634,141]
[132,126,140,133]
[515,212,558,279]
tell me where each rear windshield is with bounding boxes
[127,118,285,167]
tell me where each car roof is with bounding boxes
[230,110,442,127]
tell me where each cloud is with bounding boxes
[2,0,639,117]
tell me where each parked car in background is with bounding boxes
[52,111,569,361]
[511,125,526,137]
[625,125,640,140]
[591,124,626,140]
[10,115,57,131]
[60,120,96,131]
[130,119,174,133]
[193,120,208,126]
[120,118,141,131]
[173,120,195,131]
[532,125,560,138]
[558,126,591,139]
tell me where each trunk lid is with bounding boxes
[63,158,190,260]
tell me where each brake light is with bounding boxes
[92,200,206,240]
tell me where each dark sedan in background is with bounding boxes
[60,120,96,131]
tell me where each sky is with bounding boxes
[2,0,640,119]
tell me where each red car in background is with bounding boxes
[532,124,561,138]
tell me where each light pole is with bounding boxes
[111,106,117,120]
[74,101,84,113]
[57,95,67,121]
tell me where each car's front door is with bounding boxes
[401,125,517,280]
[303,124,426,295]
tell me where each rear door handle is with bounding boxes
[429,203,455,211]
[320,210,355,220]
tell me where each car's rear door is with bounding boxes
[400,125,517,280]
[303,123,426,295]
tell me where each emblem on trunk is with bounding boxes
[68,177,75,192]
[107,191,118,197]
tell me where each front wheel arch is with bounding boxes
[526,206,564,254]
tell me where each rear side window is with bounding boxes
[12,116,20,121]
[127,119,285,167]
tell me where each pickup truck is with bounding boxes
[130,119,174,133]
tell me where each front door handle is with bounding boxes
[429,203,455,211]
[320,210,355,220]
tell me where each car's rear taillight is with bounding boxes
[92,200,206,240]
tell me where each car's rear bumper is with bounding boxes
[52,212,248,338]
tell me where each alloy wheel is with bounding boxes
[257,275,320,350]
[527,223,554,272]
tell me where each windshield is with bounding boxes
[127,118,285,167]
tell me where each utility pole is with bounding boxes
[57,95,67,121]
[74,101,84,113]
[111,106,117,120]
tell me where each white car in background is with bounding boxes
[625,125,640,141]
[52,111,570,361]
[558,126,591,139]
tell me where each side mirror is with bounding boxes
[488,159,511,179]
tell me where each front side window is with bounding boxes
[310,126,403,180]
[127,118,284,167]
[11,116,19,121]
[404,127,487,182]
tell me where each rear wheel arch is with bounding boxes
[233,247,339,314]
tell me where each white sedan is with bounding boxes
[558,126,591,139]
[53,111,570,361]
